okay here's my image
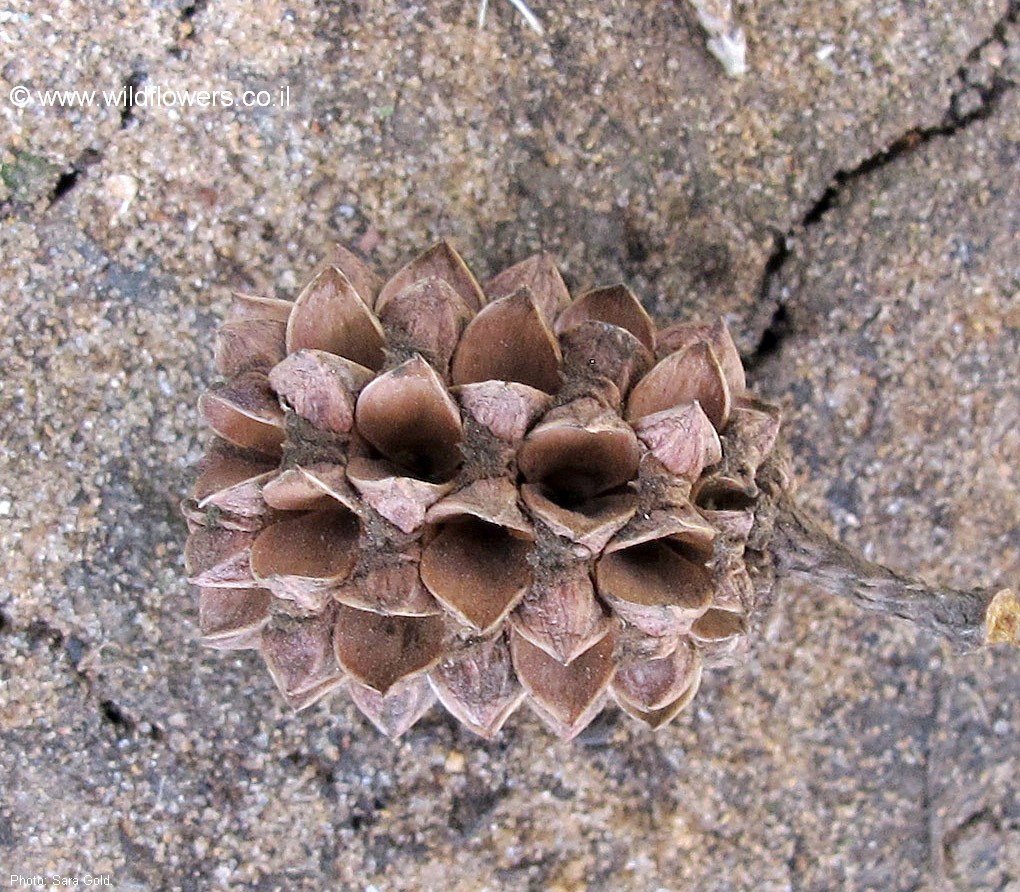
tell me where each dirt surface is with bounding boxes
[1,1,1018,889]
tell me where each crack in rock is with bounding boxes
[10,615,165,742]
[46,148,101,208]
[749,0,1019,365]
[119,70,148,130]
[170,0,208,58]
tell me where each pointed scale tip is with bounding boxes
[322,244,383,309]
[511,626,617,737]
[261,612,345,711]
[200,372,285,456]
[626,342,731,430]
[215,319,286,377]
[596,539,713,638]
[612,640,701,713]
[228,291,293,324]
[346,456,452,534]
[349,675,437,738]
[354,354,463,483]
[375,276,474,375]
[510,564,613,665]
[631,401,722,480]
[199,587,272,650]
[451,288,562,394]
[486,253,570,326]
[185,528,258,588]
[425,477,534,538]
[555,283,656,354]
[613,660,703,730]
[249,509,360,610]
[193,450,277,518]
[454,381,552,443]
[656,318,746,396]
[333,605,446,695]
[420,518,533,634]
[429,635,526,739]
[286,266,387,370]
[269,349,374,433]
[377,241,484,312]
[559,321,653,397]
[262,463,359,513]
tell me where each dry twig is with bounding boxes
[760,474,1019,653]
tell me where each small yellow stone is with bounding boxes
[444,750,466,773]
[985,589,1020,647]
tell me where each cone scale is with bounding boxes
[184,242,781,739]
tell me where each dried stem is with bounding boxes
[770,494,1019,654]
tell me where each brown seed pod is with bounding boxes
[185,243,1019,739]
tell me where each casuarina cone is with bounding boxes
[183,242,781,740]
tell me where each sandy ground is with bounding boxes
[1,0,1019,889]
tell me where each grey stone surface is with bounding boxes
[1,0,1018,889]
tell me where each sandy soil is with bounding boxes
[1,1,1018,889]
